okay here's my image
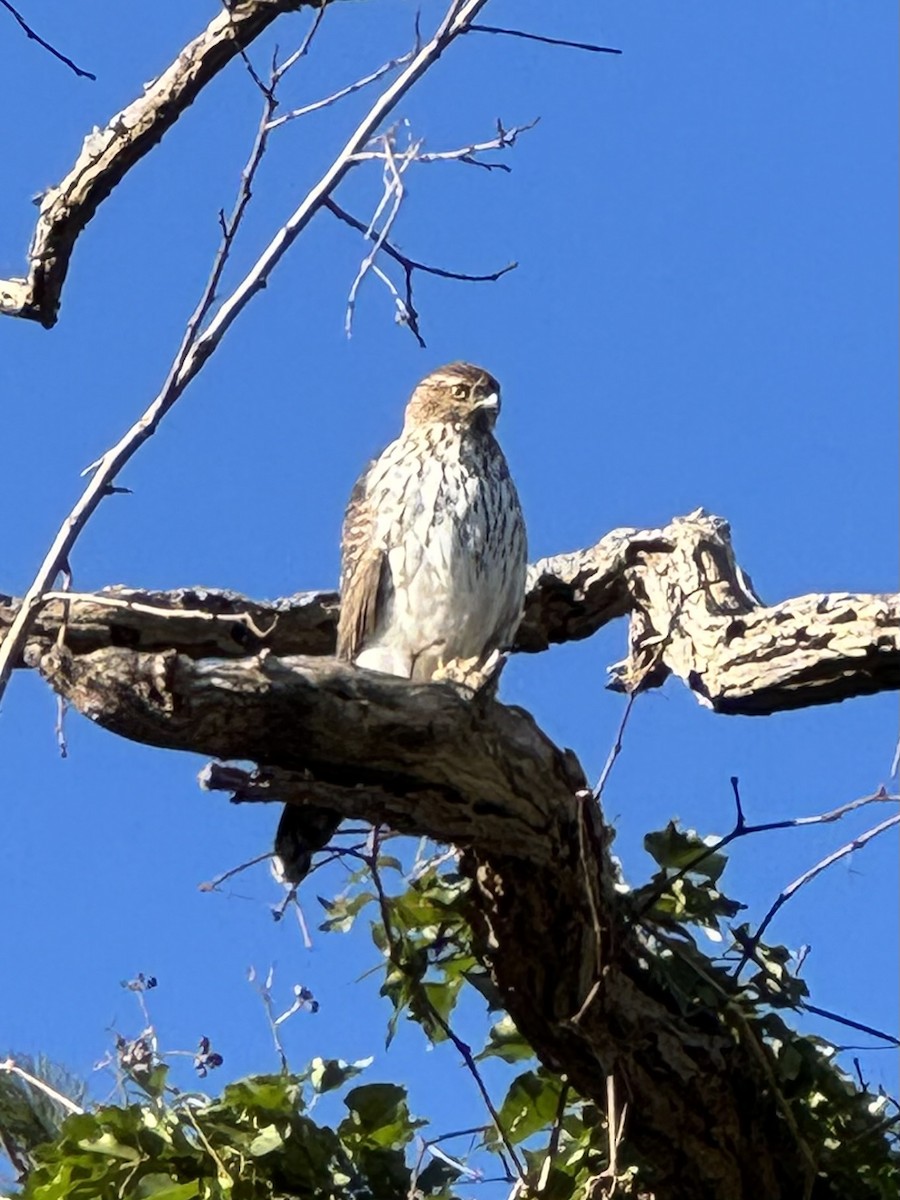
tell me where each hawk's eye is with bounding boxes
[451,383,468,400]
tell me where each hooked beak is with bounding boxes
[474,391,499,411]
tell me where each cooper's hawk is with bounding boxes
[275,362,527,882]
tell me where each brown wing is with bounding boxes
[335,462,393,662]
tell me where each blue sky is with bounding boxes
[1,0,897,1177]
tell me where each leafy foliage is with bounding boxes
[15,1069,457,1200]
[4,828,898,1199]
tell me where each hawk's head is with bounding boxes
[404,362,502,432]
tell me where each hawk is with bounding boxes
[337,361,527,681]
[275,362,527,882]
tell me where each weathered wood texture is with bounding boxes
[21,647,826,1198]
[4,512,897,714]
[0,0,312,327]
[3,509,897,1198]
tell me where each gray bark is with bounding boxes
[2,508,897,1198]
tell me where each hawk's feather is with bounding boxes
[335,467,393,664]
[335,362,526,682]
[279,363,526,886]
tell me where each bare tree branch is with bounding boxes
[466,24,622,56]
[0,1059,85,1116]
[344,132,421,339]
[350,118,538,171]
[326,197,517,285]
[636,779,899,919]
[0,0,315,326]
[265,45,419,130]
[0,0,494,705]
[520,510,900,714]
[0,0,96,80]
[325,196,516,348]
[736,812,900,976]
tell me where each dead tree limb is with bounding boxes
[0,0,314,327]
[0,0,495,705]
[5,510,896,715]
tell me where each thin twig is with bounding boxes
[0,0,96,78]
[345,135,420,337]
[594,1073,629,1190]
[52,564,72,757]
[182,1107,233,1186]
[370,263,423,345]
[267,51,415,129]
[536,1081,570,1191]
[367,835,526,1182]
[0,0,492,705]
[198,851,275,892]
[735,812,900,977]
[410,1128,486,1195]
[326,197,516,284]
[273,4,327,81]
[325,196,515,347]
[467,24,622,56]
[224,0,272,101]
[0,1058,85,1115]
[350,118,538,171]
[249,966,290,1072]
[635,781,899,919]
[801,1002,899,1048]
[593,692,636,800]
[570,790,605,1025]
[40,589,276,639]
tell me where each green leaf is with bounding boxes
[477,1015,535,1063]
[416,1155,463,1191]
[318,890,376,933]
[341,1083,423,1148]
[353,1143,411,1194]
[134,1178,202,1200]
[490,1070,564,1147]
[219,1074,302,1117]
[308,1056,373,1095]
[644,822,727,882]
[75,1130,142,1162]
[376,855,404,873]
[418,977,464,1033]
[248,1122,285,1156]
[462,967,505,1011]
[642,874,744,930]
